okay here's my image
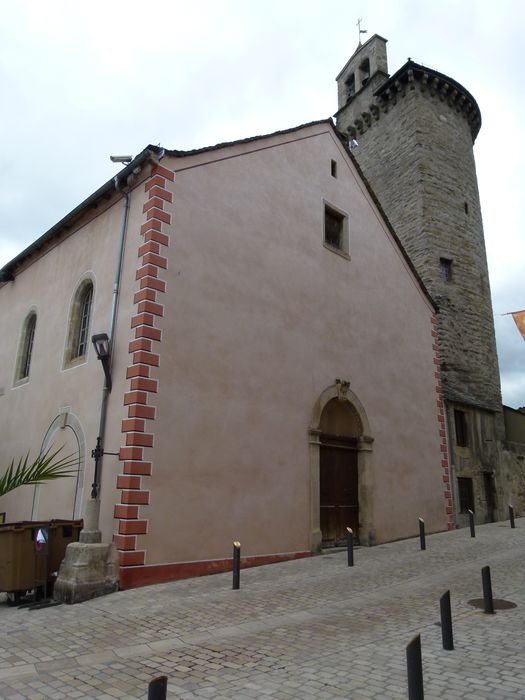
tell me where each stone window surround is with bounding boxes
[13,308,38,387]
[63,274,95,369]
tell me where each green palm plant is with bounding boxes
[0,446,79,498]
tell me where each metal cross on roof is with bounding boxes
[357,18,368,45]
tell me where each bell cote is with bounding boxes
[335,34,389,111]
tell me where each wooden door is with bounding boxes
[483,472,496,523]
[320,445,358,546]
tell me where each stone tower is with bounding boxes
[335,35,504,525]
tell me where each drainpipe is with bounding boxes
[80,170,135,542]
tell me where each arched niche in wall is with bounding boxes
[31,410,86,521]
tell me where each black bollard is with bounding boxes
[482,565,494,614]
[406,634,424,700]
[419,518,426,551]
[509,504,516,529]
[468,509,475,538]
[232,541,241,590]
[346,527,354,567]
[440,590,454,651]
[148,676,167,700]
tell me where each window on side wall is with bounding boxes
[454,409,468,447]
[64,279,94,367]
[457,477,474,513]
[324,203,349,257]
[14,312,37,384]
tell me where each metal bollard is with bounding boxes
[232,541,241,590]
[440,590,454,651]
[419,518,426,551]
[406,634,424,700]
[509,504,516,529]
[468,509,475,538]
[482,565,494,614]
[148,675,167,700]
[346,527,354,567]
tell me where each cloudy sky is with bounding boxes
[0,0,523,407]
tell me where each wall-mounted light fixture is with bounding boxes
[91,333,112,392]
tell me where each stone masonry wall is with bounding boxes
[336,72,502,413]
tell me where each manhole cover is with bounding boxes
[468,598,517,610]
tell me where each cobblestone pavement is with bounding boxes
[1,521,524,699]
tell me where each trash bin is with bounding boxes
[0,519,82,604]
[0,521,48,602]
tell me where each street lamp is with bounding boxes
[90,333,112,499]
[91,333,112,392]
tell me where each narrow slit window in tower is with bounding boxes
[440,257,453,282]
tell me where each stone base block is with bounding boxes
[53,542,119,604]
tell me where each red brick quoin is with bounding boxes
[114,161,174,570]
[432,313,455,530]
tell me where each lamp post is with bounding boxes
[88,333,113,503]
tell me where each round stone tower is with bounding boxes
[335,35,504,524]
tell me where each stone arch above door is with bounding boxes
[308,380,375,551]
[31,410,86,521]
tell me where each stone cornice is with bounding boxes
[343,60,482,143]
[376,60,481,141]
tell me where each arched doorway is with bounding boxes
[309,380,374,551]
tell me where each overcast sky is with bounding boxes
[0,0,523,407]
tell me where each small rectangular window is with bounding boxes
[454,409,468,447]
[440,257,453,282]
[331,160,337,178]
[324,204,348,255]
[457,477,474,514]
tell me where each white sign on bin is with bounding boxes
[34,526,48,553]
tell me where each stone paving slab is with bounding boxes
[0,521,524,698]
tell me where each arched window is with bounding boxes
[15,312,37,382]
[345,73,355,99]
[359,58,370,87]
[64,279,94,366]
[74,284,93,358]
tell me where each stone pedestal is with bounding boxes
[53,542,119,604]
[79,498,102,544]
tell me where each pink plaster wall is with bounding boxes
[136,123,446,566]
